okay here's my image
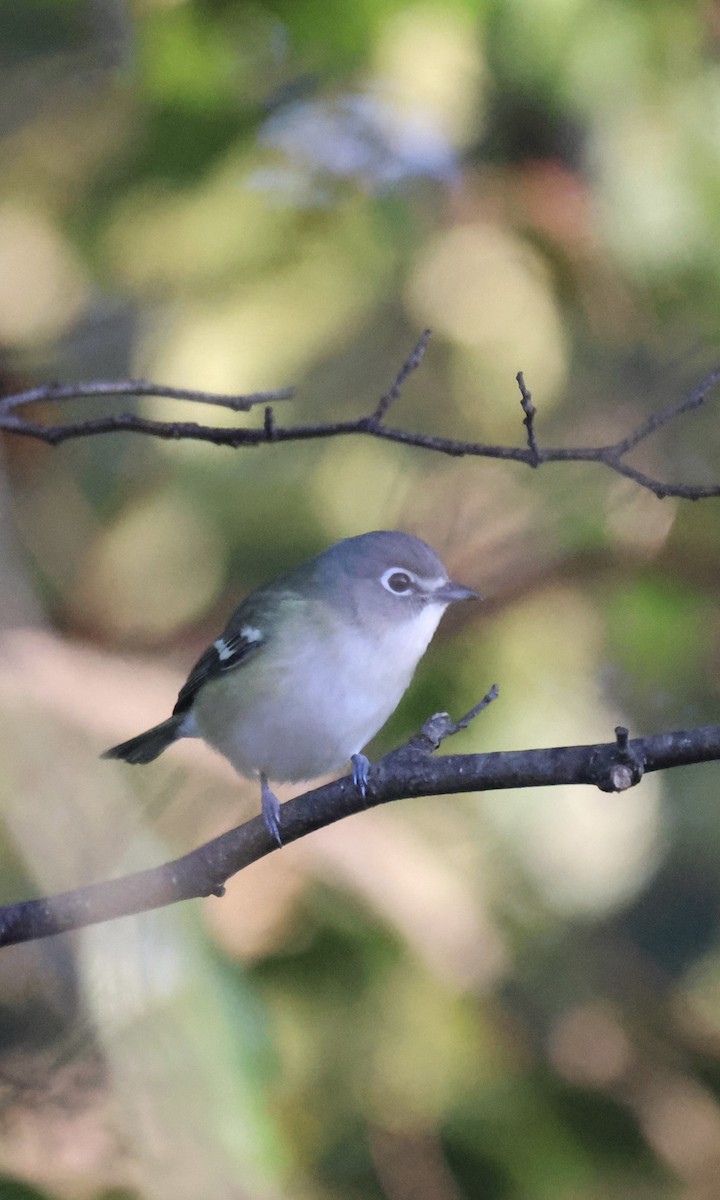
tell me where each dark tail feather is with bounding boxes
[102,715,183,765]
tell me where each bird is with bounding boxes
[102,530,479,844]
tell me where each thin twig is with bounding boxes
[0,379,294,415]
[453,684,501,731]
[368,328,432,424]
[610,366,720,457]
[516,372,540,466]
[413,684,500,749]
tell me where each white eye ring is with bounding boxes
[381,567,416,595]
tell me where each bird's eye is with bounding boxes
[381,568,414,595]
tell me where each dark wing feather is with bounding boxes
[173,623,264,715]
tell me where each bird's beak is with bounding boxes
[434,579,481,604]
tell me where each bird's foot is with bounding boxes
[351,753,371,802]
[260,774,283,846]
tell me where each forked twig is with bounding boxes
[1,335,719,499]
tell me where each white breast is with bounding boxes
[194,602,447,784]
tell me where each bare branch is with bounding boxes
[2,708,720,948]
[2,342,720,499]
[409,684,501,747]
[609,366,720,457]
[516,371,540,467]
[369,328,432,424]
[0,379,294,415]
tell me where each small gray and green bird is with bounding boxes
[103,530,478,843]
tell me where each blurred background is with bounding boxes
[2,1,720,1197]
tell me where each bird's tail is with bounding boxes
[102,715,183,765]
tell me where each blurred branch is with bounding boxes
[0,379,295,413]
[1,336,720,499]
[2,704,720,948]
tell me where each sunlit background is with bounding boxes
[2,1,720,1197]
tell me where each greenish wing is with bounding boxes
[172,618,265,716]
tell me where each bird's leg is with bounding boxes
[260,772,283,846]
[351,753,371,803]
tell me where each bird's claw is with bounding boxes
[261,776,283,846]
[351,753,371,801]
